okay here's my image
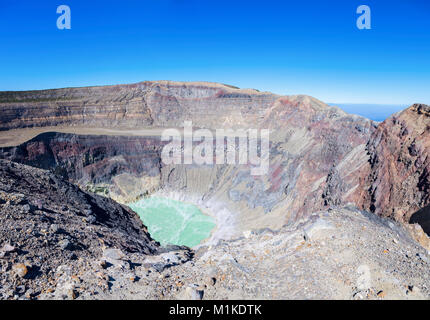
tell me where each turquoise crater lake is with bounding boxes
[128,197,216,248]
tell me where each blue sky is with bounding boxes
[0,0,429,105]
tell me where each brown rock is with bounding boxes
[358,104,430,223]
[12,263,28,278]
[68,289,78,300]
[206,277,216,286]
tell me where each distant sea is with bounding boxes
[328,103,408,122]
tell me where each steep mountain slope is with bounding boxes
[0,159,189,299]
[358,104,430,224]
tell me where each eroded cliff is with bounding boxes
[358,104,430,224]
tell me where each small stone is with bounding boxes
[103,248,125,261]
[85,215,96,224]
[25,289,34,299]
[68,289,78,300]
[5,289,14,299]
[417,252,429,263]
[50,224,59,233]
[206,277,216,286]
[12,263,28,278]
[377,290,386,298]
[15,285,26,295]
[352,292,364,300]
[243,230,252,239]
[185,285,204,300]
[59,239,72,250]
[33,199,43,210]
[22,204,31,213]
[161,253,180,264]
[1,243,15,253]
[68,252,77,260]
[100,259,108,269]
[407,285,420,295]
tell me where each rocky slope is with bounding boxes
[48,207,430,300]
[0,159,192,299]
[164,207,430,300]
[358,104,430,225]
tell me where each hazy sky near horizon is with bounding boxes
[0,0,429,105]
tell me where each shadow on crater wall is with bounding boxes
[410,205,430,236]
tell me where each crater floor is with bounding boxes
[128,197,216,248]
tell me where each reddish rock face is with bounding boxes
[257,95,375,221]
[0,132,164,186]
[358,104,430,223]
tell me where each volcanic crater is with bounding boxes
[1,81,430,299]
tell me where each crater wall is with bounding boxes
[2,82,429,243]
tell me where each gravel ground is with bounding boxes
[37,208,430,300]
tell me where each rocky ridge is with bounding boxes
[0,81,276,130]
